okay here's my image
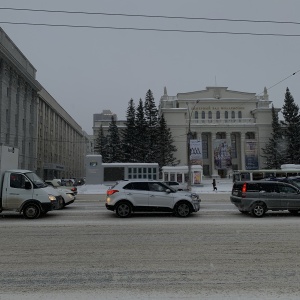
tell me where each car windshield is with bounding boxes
[161,182,176,192]
[25,172,47,188]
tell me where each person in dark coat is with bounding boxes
[212,179,217,191]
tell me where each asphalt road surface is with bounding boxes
[1,194,300,300]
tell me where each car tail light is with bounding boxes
[242,183,247,198]
[107,189,119,196]
[71,187,77,192]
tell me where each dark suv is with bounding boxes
[266,176,300,189]
[230,181,300,217]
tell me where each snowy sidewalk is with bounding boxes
[77,178,233,195]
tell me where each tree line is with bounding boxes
[263,87,300,168]
[94,89,178,169]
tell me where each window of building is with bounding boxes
[104,167,125,181]
[216,132,226,139]
[6,133,9,144]
[238,111,242,118]
[216,111,220,119]
[202,134,208,159]
[202,111,205,119]
[208,111,212,119]
[195,111,198,119]
[231,111,235,119]
[246,132,255,139]
[203,165,210,176]
[225,111,228,119]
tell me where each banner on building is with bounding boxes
[190,139,202,165]
[213,139,232,170]
[245,140,259,170]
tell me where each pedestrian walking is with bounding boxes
[212,179,217,191]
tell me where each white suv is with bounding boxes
[105,180,201,218]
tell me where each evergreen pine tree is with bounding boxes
[281,87,300,163]
[122,99,137,162]
[94,124,108,162]
[144,89,159,163]
[135,98,148,162]
[262,105,285,168]
[157,113,177,168]
[105,115,122,163]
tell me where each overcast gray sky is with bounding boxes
[1,0,300,134]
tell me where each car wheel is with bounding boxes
[288,210,299,215]
[23,203,41,219]
[250,202,266,218]
[174,202,191,217]
[116,202,132,218]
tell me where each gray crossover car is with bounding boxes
[163,181,187,191]
[105,180,201,218]
[230,180,300,217]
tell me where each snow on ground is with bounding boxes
[76,178,233,195]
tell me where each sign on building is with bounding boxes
[213,139,232,169]
[190,139,202,165]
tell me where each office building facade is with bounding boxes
[0,27,85,179]
[159,86,279,177]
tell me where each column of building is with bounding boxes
[210,132,219,177]
[240,132,246,170]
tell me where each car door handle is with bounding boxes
[9,193,20,195]
[150,195,155,197]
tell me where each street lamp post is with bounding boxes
[186,100,199,191]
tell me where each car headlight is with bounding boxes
[191,193,199,200]
[48,194,57,201]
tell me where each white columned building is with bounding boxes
[159,86,279,178]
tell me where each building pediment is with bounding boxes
[177,86,256,101]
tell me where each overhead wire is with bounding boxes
[0,21,299,37]
[0,7,300,37]
[1,7,300,25]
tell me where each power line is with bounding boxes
[253,70,300,100]
[1,7,300,25]
[0,21,299,37]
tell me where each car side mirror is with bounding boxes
[25,182,32,190]
[166,189,171,193]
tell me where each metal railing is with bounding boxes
[187,118,255,125]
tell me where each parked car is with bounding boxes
[45,179,77,195]
[230,180,300,217]
[57,189,75,207]
[105,180,200,218]
[163,181,188,191]
[60,178,75,186]
[74,178,85,186]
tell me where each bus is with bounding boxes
[233,169,300,182]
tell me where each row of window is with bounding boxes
[195,111,242,119]
[128,167,158,180]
